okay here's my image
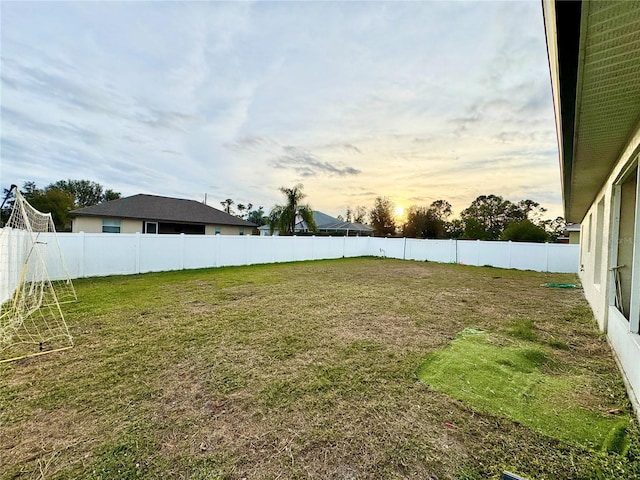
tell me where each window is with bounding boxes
[156,223,205,235]
[239,227,244,236]
[594,198,605,284]
[214,226,221,235]
[144,222,158,234]
[102,219,121,233]
[612,165,638,322]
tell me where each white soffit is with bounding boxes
[571,1,640,222]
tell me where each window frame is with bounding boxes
[609,158,640,332]
[144,221,158,234]
[101,218,121,234]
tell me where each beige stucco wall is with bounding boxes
[121,219,143,234]
[569,231,580,244]
[204,224,250,235]
[73,217,251,235]
[71,217,101,233]
[72,217,141,233]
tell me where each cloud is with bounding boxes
[342,144,362,154]
[0,1,562,219]
[345,190,377,198]
[2,106,100,145]
[320,143,362,154]
[270,147,361,177]
[2,56,128,120]
[449,114,481,135]
[134,109,199,131]
[223,135,279,152]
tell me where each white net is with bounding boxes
[0,190,75,362]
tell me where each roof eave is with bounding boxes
[543,0,583,223]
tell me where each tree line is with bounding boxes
[2,180,565,242]
[220,185,315,234]
[223,186,565,242]
[365,194,565,242]
[1,180,121,231]
[218,198,268,226]
[236,184,565,242]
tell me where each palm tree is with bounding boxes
[220,198,234,214]
[236,203,246,218]
[269,184,317,235]
[247,206,267,226]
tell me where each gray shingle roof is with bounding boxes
[260,211,372,233]
[310,211,373,232]
[70,194,256,227]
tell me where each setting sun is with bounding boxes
[394,206,404,217]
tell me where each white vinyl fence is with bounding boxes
[0,228,29,307]
[1,231,579,303]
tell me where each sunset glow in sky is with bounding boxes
[0,1,561,219]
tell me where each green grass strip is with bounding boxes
[541,283,579,288]
[417,330,629,452]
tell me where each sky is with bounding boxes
[0,0,562,220]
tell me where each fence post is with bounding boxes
[135,232,141,274]
[215,233,220,268]
[545,242,550,272]
[79,232,86,278]
[245,234,250,266]
[271,234,275,263]
[180,233,185,270]
[508,240,513,269]
[209,235,214,268]
[476,239,481,266]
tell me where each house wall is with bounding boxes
[122,220,143,234]
[569,231,580,244]
[579,188,613,329]
[204,225,247,235]
[578,123,640,411]
[73,217,249,235]
[72,217,101,233]
[72,217,141,233]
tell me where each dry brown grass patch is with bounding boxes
[1,258,638,479]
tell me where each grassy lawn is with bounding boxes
[1,257,639,479]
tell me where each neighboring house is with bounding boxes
[565,223,581,245]
[258,225,276,236]
[558,223,581,244]
[544,1,640,409]
[259,210,374,236]
[70,194,256,235]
